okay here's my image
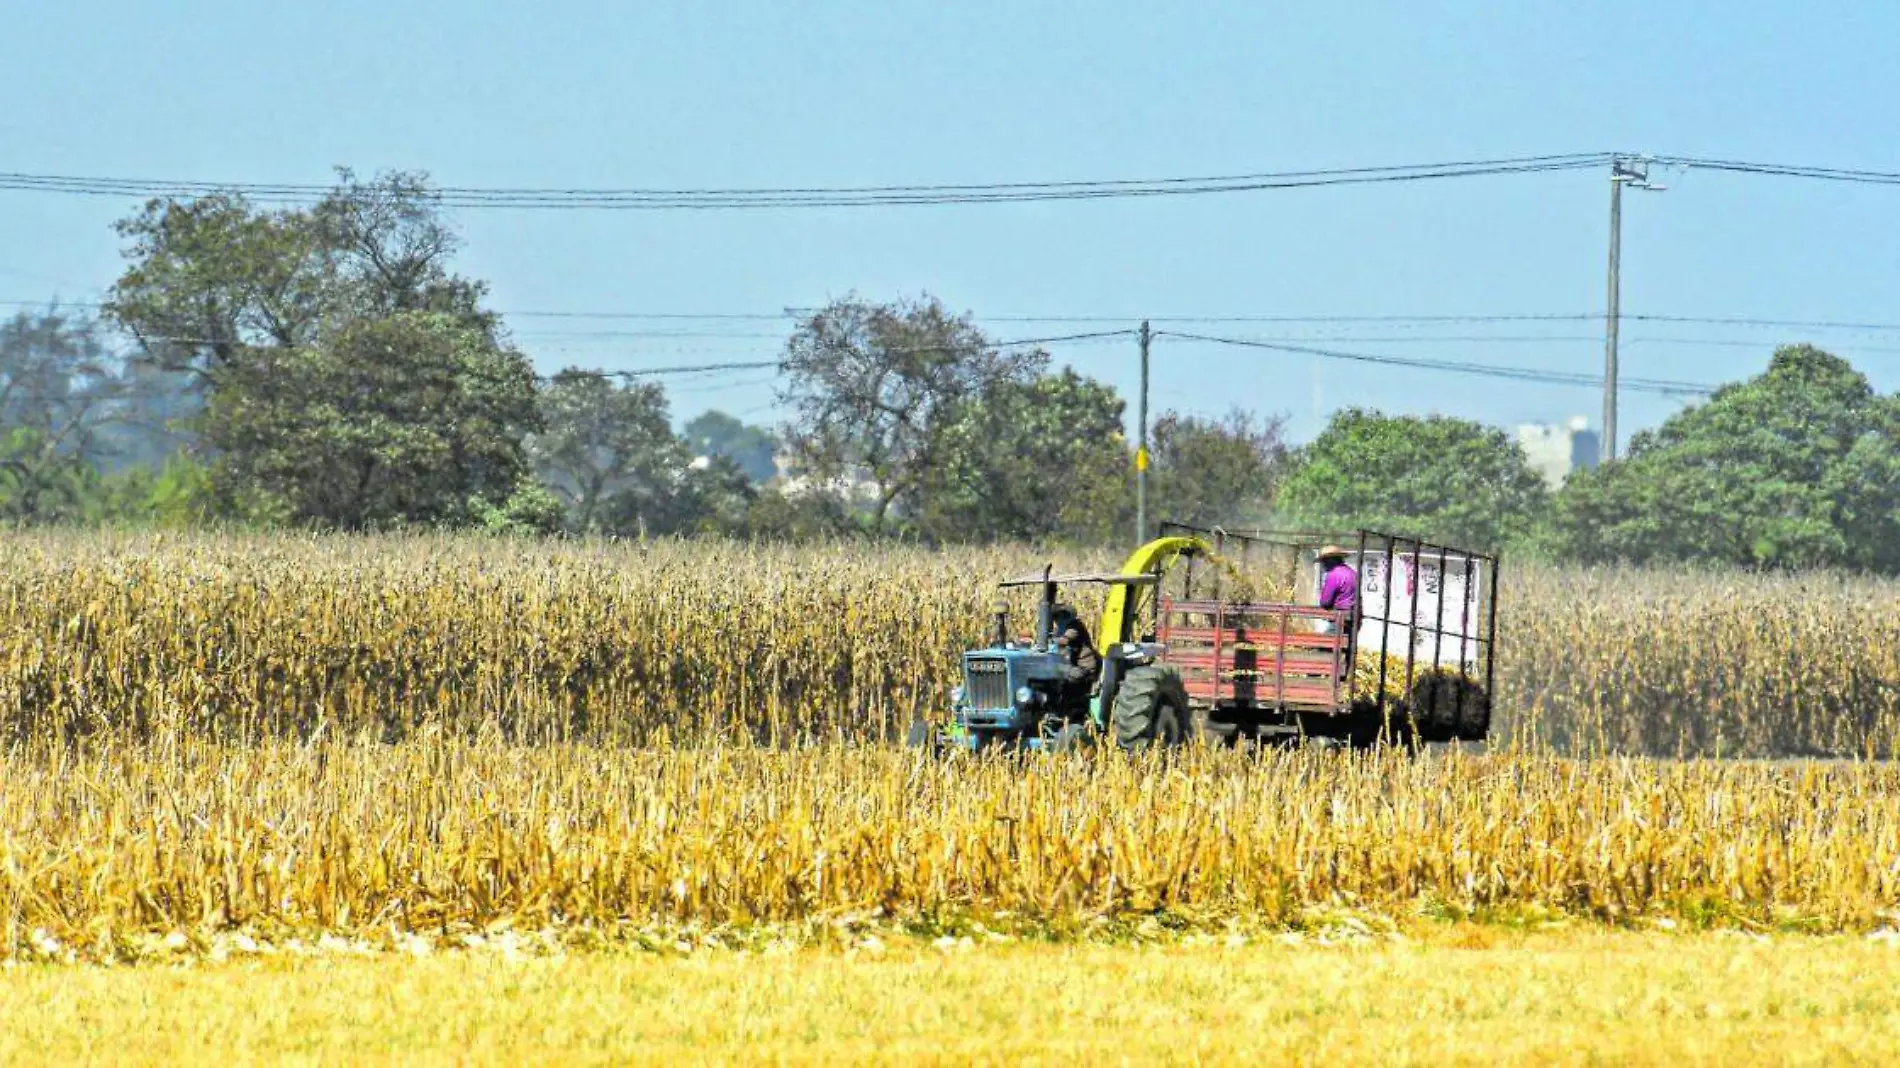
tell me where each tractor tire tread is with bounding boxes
[1112,665,1191,750]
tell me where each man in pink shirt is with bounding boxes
[1317,545,1360,660]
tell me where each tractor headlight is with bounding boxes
[951,685,965,705]
[1015,686,1035,706]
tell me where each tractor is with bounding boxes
[912,524,1500,752]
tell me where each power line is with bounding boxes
[1653,155,1900,187]
[1625,313,1900,333]
[1153,330,1718,397]
[560,328,1136,379]
[591,359,780,378]
[21,297,1900,336]
[0,154,1612,210]
[16,151,1900,211]
[508,310,797,322]
[0,152,1607,197]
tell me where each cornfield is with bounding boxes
[6,741,1900,960]
[0,530,1892,757]
[2,530,1900,957]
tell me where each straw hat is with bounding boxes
[1316,544,1351,561]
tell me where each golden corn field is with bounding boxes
[0,530,1893,756]
[6,741,1900,962]
[3,530,1900,963]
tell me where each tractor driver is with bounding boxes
[1049,604,1101,701]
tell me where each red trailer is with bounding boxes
[1145,523,1498,746]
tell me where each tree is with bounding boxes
[1277,409,1548,549]
[98,451,217,528]
[106,193,335,384]
[738,488,855,541]
[1547,346,1900,571]
[921,368,1132,542]
[648,454,757,536]
[683,411,779,483]
[203,311,541,528]
[531,370,686,533]
[1147,410,1290,529]
[105,170,539,529]
[90,358,201,472]
[313,169,490,323]
[0,308,150,521]
[779,295,1041,532]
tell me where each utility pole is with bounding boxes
[1603,155,1663,462]
[1136,320,1151,543]
[1603,165,1622,462]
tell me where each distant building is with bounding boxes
[770,451,883,504]
[1515,416,1601,489]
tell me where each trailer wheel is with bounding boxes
[1189,706,1241,747]
[1347,699,1416,752]
[1407,671,1490,743]
[1112,665,1191,750]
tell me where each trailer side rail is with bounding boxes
[1157,598,1351,714]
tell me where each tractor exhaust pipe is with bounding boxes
[1034,565,1054,651]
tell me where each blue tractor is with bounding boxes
[909,535,1205,754]
[910,526,1501,753]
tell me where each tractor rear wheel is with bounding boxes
[1112,665,1191,751]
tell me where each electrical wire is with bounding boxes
[1153,330,1719,396]
[19,298,1900,336]
[1653,155,1900,187]
[21,152,1900,213]
[561,328,1135,379]
[0,154,1612,209]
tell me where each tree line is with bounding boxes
[6,170,1898,572]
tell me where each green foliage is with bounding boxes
[736,489,857,542]
[651,455,757,536]
[107,171,535,531]
[1278,409,1548,549]
[471,477,567,537]
[94,452,219,528]
[1147,410,1289,529]
[532,370,685,533]
[780,295,1042,532]
[684,411,778,483]
[133,452,218,527]
[0,428,108,522]
[922,368,1131,543]
[107,194,334,377]
[1547,346,1900,572]
[203,312,541,528]
[778,295,1148,545]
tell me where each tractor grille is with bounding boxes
[963,658,1013,710]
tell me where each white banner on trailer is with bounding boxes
[1351,550,1485,671]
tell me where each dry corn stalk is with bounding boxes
[0,530,1888,757]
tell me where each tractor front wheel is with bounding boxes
[1111,665,1191,751]
[1047,722,1096,754]
[906,720,945,757]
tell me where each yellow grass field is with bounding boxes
[6,931,1900,1065]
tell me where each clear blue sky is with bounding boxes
[5,1,1899,448]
